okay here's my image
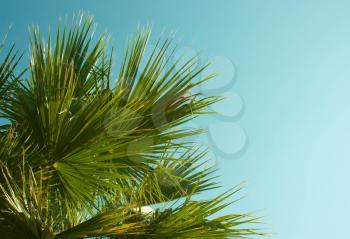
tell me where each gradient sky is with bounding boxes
[1,1,349,238]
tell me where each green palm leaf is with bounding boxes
[0,14,264,239]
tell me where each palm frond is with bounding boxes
[131,147,219,206]
[0,14,264,239]
[55,187,262,239]
[0,163,55,239]
[0,44,23,100]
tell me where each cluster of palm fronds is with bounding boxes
[0,15,263,238]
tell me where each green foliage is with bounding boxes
[0,15,263,238]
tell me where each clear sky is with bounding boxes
[1,1,349,238]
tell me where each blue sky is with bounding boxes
[1,1,349,238]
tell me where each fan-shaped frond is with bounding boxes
[0,14,264,239]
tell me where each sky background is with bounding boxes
[1,1,349,238]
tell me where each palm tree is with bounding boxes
[0,15,262,239]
